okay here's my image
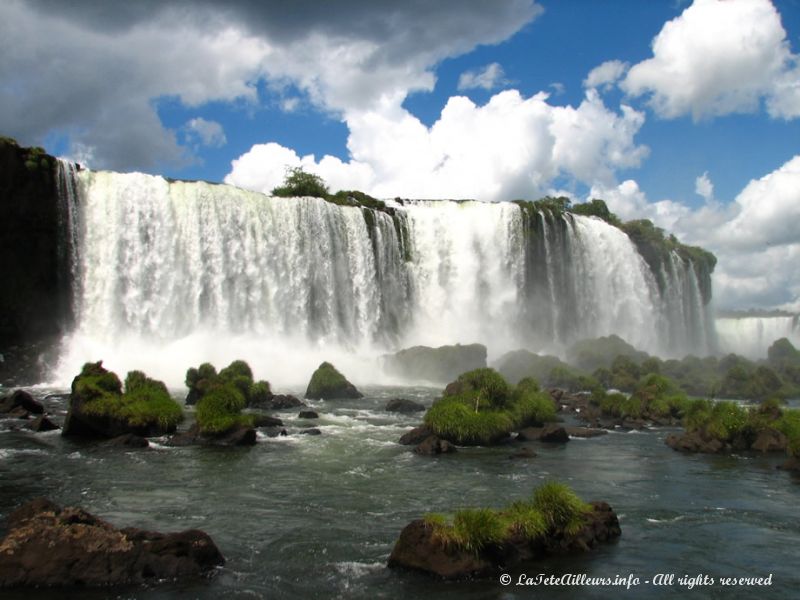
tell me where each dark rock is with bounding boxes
[549,388,565,402]
[414,435,457,455]
[0,498,223,587]
[385,398,425,413]
[540,425,570,443]
[387,501,621,579]
[305,362,363,400]
[509,447,537,459]
[0,390,44,415]
[399,425,433,445]
[250,394,305,410]
[103,434,149,448]
[665,431,726,454]
[751,428,787,453]
[298,410,319,419]
[184,387,202,406]
[27,415,59,432]
[381,344,487,384]
[166,423,256,447]
[621,418,646,430]
[777,457,800,473]
[564,426,607,438]
[261,427,287,438]
[299,428,321,436]
[516,427,542,441]
[251,415,284,428]
[5,406,30,419]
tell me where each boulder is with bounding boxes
[299,428,322,436]
[167,423,256,447]
[387,501,620,579]
[399,425,433,446]
[413,435,457,455]
[751,428,787,453]
[298,410,319,419]
[777,457,800,473]
[251,415,284,428]
[386,398,425,413]
[305,362,363,400]
[0,390,44,415]
[26,415,59,432]
[665,431,726,454]
[517,424,570,443]
[0,498,223,587]
[102,434,149,448]
[250,394,305,410]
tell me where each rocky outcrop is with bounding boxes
[0,390,44,418]
[305,362,362,400]
[250,393,305,410]
[0,497,224,587]
[387,501,620,579]
[382,344,487,384]
[386,398,425,413]
[517,424,570,443]
[665,431,726,454]
[398,425,433,445]
[167,423,256,447]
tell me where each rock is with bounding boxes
[564,426,607,438]
[262,427,287,438]
[0,390,44,415]
[305,362,363,400]
[516,427,543,441]
[621,418,646,430]
[26,415,59,432]
[298,410,319,419]
[299,428,321,436]
[249,393,305,410]
[5,406,30,419]
[387,501,620,579]
[751,428,787,453]
[0,498,224,587]
[167,423,256,447]
[251,415,284,428]
[777,457,800,473]
[103,433,149,448]
[381,344,487,384]
[413,435,457,455]
[385,398,425,413]
[665,431,726,454]
[549,388,565,402]
[518,424,570,443]
[399,425,433,445]
[509,447,537,459]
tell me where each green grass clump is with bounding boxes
[775,409,800,458]
[424,369,555,445]
[74,362,182,430]
[186,359,269,406]
[250,380,272,404]
[422,482,591,554]
[195,384,253,434]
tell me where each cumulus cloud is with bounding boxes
[695,171,714,201]
[457,63,508,91]
[622,0,800,120]
[226,89,648,201]
[185,118,227,148]
[584,60,629,91]
[0,0,542,170]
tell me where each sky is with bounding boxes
[1,0,799,312]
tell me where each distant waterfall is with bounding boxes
[716,316,800,359]
[55,168,715,385]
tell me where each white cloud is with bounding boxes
[695,171,713,201]
[584,60,629,91]
[622,0,800,120]
[0,0,542,170]
[185,118,227,148]
[457,62,508,91]
[226,89,648,201]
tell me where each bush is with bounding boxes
[195,384,252,434]
[186,359,265,406]
[532,481,592,535]
[271,166,329,198]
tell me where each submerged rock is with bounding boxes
[102,433,149,448]
[413,435,457,455]
[665,431,726,454]
[386,398,425,413]
[305,362,362,400]
[167,423,256,447]
[0,498,224,587]
[398,425,433,445]
[517,424,570,443]
[509,447,537,459]
[26,415,59,432]
[298,410,319,419]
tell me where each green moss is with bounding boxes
[424,482,591,554]
[195,383,252,434]
[776,410,800,458]
[249,380,272,404]
[186,359,266,406]
[74,362,182,430]
[305,361,361,399]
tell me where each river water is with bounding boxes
[1,386,798,599]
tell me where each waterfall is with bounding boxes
[716,316,800,359]
[54,169,715,386]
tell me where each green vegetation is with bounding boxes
[567,335,648,372]
[73,362,183,430]
[423,368,556,445]
[384,343,487,384]
[570,198,622,227]
[592,373,689,421]
[195,384,252,433]
[271,166,329,198]
[423,482,591,554]
[305,361,362,399]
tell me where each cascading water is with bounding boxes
[716,315,800,359]
[54,166,715,386]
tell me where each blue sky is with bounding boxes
[1,0,799,310]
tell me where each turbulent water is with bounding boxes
[1,388,798,599]
[53,164,712,387]
[716,316,800,359]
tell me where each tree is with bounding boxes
[271,166,329,198]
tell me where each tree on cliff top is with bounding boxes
[271,166,329,198]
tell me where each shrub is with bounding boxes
[186,359,265,406]
[271,166,329,198]
[195,384,251,434]
[776,410,800,458]
[424,398,513,445]
[250,380,272,404]
[532,481,592,535]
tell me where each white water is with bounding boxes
[716,316,800,359]
[53,167,714,387]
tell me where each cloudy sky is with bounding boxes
[1,0,799,311]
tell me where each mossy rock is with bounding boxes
[305,362,363,400]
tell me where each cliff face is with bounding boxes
[0,137,70,382]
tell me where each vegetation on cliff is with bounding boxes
[423,368,556,445]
